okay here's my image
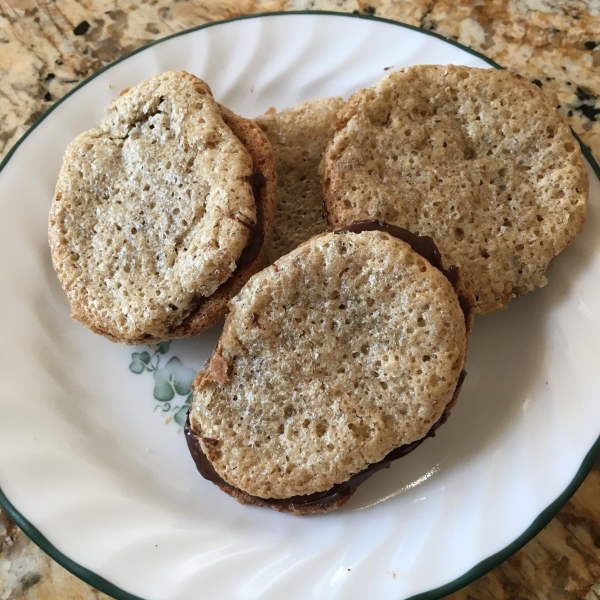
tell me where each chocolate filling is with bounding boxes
[337,220,472,323]
[185,220,473,511]
[168,167,266,333]
[236,167,266,271]
[185,380,461,511]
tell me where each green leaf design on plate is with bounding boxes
[152,357,197,401]
[129,351,151,374]
[130,343,196,426]
[174,363,197,396]
[156,341,171,354]
[153,370,175,402]
[174,403,191,427]
[174,393,193,427]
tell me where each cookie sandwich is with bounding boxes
[186,222,474,514]
[323,65,588,313]
[49,71,276,344]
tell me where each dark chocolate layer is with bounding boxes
[185,220,471,511]
[185,386,461,511]
[169,166,266,333]
[336,219,456,281]
[336,220,473,323]
[236,167,266,271]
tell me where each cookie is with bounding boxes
[49,71,276,344]
[323,65,588,313]
[187,224,473,514]
[255,97,343,262]
[168,104,276,341]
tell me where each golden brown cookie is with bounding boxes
[49,71,276,344]
[188,225,472,514]
[162,104,276,342]
[255,97,344,262]
[323,65,588,313]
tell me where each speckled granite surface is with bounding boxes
[2,1,600,599]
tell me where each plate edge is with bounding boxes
[0,10,599,600]
[0,10,501,177]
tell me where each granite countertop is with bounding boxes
[1,1,600,598]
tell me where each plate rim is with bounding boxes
[1,10,599,600]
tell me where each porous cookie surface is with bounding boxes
[255,97,343,262]
[165,105,277,341]
[190,230,467,500]
[323,65,589,313]
[49,71,256,343]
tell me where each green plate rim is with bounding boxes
[1,10,599,600]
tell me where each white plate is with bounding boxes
[1,12,600,600]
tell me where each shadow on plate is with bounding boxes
[347,230,595,512]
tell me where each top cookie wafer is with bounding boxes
[49,71,257,343]
[323,65,588,313]
[165,104,277,342]
[190,229,468,503]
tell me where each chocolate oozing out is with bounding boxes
[167,167,266,334]
[185,221,472,512]
[184,220,473,513]
[185,382,462,512]
[237,167,266,270]
[337,220,473,324]
[336,219,451,281]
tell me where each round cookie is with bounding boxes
[49,71,272,344]
[323,65,589,313]
[159,105,277,342]
[189,228,471,513]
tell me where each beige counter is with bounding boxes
[1,1,600,598]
